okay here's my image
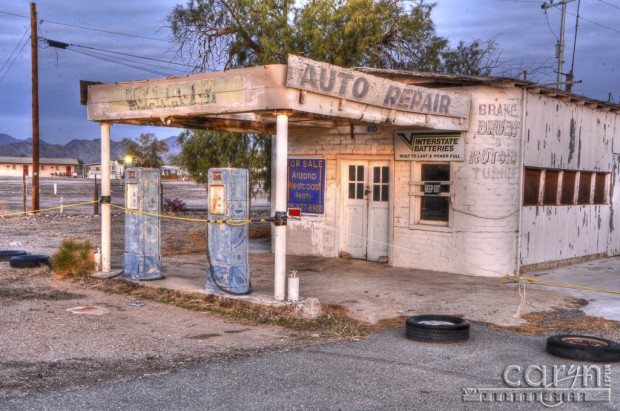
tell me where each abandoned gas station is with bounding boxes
[85,55,620,301]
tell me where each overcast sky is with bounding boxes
[0,0,618,145]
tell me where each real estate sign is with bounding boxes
[287,158,326,215]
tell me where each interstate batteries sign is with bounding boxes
[287,158,326,215]
[394,131,464,161]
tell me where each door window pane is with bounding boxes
[372,166,389,203]
[356,183,364,199]
[357,165,364,181]
[349,164,365,199]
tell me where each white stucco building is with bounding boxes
[0,156,79,178]
[85,56,620,290]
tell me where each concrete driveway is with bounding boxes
[146,239,605,327]
[525,257,620,321]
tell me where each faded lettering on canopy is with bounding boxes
[286,55,470,119]
[106,77,244,112]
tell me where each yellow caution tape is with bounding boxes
[108,203,269,225]
[0,200,272,226]
[0,200,99,217]
[502,274,620,295]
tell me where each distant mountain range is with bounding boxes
[0,134,180,164]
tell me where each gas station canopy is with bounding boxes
[86,55,472,134]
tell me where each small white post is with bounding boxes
[288,269,299,302]
[101,123,111,273]
[274,113,288,301]
[53,183,57,195]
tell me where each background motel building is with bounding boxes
[87,56,620,278]
[0,157,79,178]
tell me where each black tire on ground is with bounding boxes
[9,255,50,269]
[546,335,620,362]
[405,315,470,343]
[0,250,28,262]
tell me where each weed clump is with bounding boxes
[163,198,187,212]
[51,238,96,279]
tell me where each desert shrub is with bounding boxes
[51,238,96,279]
[163,197,187,212]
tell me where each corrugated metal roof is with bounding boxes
[353,68,620,112]
[0,157,80,165]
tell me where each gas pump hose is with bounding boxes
[205,242,252,296]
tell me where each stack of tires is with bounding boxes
[0,250,50,268]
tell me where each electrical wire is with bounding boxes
[39,36,193,77]
[0,33,29,85]
[0,9,167,42]
[68,42,195,69]
[0,26,29,75]
[65,46,188,75]
[65,48,176,77]
[545,9,559,40]
[598,0,620,11]
[566,10,620,35]
[569,0,581,75]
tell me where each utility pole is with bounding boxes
[30,2,40,212]
[541,0,576,90]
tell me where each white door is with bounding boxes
[341,161,390,262]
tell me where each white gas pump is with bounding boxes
[124,168,162,280]
[206,168,250,294]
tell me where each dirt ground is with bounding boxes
[0,177,289,399]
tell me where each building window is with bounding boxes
[12,165,16,170]
[543,170,560,205]
[594,173,610,204]
[577,172,594,205]
[561,171,577,205]
[410,162,452,227]
[524,167,610,206]
[523,168,542,206]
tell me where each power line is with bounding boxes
[0,26,29,74]
[68,42,194,69]
[0,32,30,85]
[66,46,188,74]
[599,0,620,11]
[40,37,193,76]
[0,9,167,42]
[566,10,620,35]
[66,48,175,77]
